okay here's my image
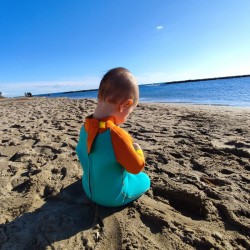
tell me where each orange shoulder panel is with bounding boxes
[84,117,99,154]
[84,116,116,154]
[110,126,145,174]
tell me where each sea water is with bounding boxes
[37,76,250,107]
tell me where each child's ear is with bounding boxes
[127,99,134,107]
[119,99,133,112]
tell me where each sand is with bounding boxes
[0,97,250,250]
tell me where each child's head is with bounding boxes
[98,67,139,106]
[96,67,139,124]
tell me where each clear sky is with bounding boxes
[0,0,250,97]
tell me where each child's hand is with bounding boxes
[133,143,144,159]
[133,143,141,151]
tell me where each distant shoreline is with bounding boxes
[30,74,250,98]
[162,74,250,85]
[60,74,250,95]
[62,88,98,94]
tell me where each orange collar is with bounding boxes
[84,115,116,153]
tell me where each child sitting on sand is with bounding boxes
[76,67,150,207]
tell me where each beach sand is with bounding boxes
[0,97,249,249]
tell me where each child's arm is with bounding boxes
[110,126,145,174]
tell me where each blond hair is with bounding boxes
[98,67,139,105]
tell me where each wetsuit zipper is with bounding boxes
[89,154,92,199]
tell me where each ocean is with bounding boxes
[37,76,250,107]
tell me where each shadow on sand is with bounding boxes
[0,180,126,249]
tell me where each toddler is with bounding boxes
[76,67,150,207]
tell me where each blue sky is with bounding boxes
[0,0,250,97]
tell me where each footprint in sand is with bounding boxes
[152,185,211,221]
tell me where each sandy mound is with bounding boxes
[0,98,249,249]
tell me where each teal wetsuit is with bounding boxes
[76,116,150,207]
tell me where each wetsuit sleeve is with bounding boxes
[110,126,145,174]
